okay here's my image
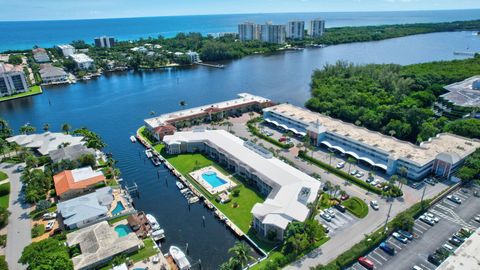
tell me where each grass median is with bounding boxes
[342,197,369,218]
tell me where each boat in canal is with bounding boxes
[145,149,153,158]
[169,246,191,270]
[130,135,137,143]
[146,213,161,231]
[176,181,185,189]
[151,156,161,166]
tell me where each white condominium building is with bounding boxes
[0,63,29,97]
[309,19,325,37]
[56,44,75,57]
[287,21,305,40]
[238,22,261,41]
[263,103,480,180]
[261,22,286,44]
[163,129,320,240]
[70,53,95,70]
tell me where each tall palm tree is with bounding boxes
[347,157,356,172]
[228,242,254,268]
[334,184,341,198]
[329,152,335,166]
[0,118,12,139]
[42,123,50,132]
[61,123,71,134]
[19,124,36,135]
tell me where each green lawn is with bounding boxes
[0,171,7,181]
[130,238,158,262]
[0,183,10,209]
[165,153,265,233]
[0,85,42,102]
[342,197,369,218]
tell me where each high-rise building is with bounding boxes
[94,36,115,48]
[287,21,305,40]
[238,22,260,41]
[309,19,326,37]
[0,63,29,97]
[261,22,286,44]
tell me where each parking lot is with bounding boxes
[348,185,480,270]
[316,206,359,237]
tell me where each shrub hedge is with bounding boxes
[246,120,293,150]
[0,184,10,197]
[298,151,385,195]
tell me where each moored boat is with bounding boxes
[146,213,161,231]
[130,135,137,143]
[176,181,185,189]
[151,156,161,166]
[145,149,153,158]
[169,246,191,270]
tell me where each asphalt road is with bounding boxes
[350,185,480,270]
[1,163,31,270]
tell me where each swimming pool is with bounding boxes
[111,201,125,215]
[114,224,132,237]
[201,171,228,188]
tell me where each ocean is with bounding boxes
[0,9,480,52]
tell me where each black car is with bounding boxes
[397,229,413,240]
[449,237,462,246]
[334,204,346,213]
[428,254,442,266]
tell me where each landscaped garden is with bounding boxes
[0,183,10,209]
[0,171,7,181]
[341,197,369,218]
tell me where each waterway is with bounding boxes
[1,31,480,269]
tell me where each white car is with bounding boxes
[336,162,345,169]
[412,265,424,270]
[319,211,332,222]
[355,172,364,178]
[419,215,435,226]
[42,212,57,220]
[350,169,358,175]
[325,208,335,218]
[392,232,408,244]
[370,179,379,186]
[45,221,55,231]
[426,212,440,223]
[370,200,379,210]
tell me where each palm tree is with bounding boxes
[228,242,254,268]
[329,152,335,166]
[398,177,408,190]
[248,112,254,120]
[0,139,8,158]
[19,124,36,135]
[389,130,396,137]
[179,100,187,109]
[334,184,341,198]
[399,166,408,178]
[42,123,50,132]
[0,118,12,139]
[61,123,71,134]
[324,180,332,192]
[347,157,356,172]
[389,175,399,187]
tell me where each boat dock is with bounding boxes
[196,62,225,68]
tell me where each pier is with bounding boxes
[196,62,225,68]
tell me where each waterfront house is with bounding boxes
[70,53,95,70]
[0,63,29,97]
[6,132,84,155]
[53,166,106,200]
[66,221,143,270]
[163,129,321,240]
[48,144,96,164]
[32,48,50,63]
[55,44,75,57]
[263,103,480,180]
[39,64,68,84]
[57,187,113,229]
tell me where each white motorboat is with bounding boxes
[176,181,185,189]
[169,246,191,270]
[130,135,137,143]
[145,149,153,158]
[146,214,161,231]
[152,228,165,241]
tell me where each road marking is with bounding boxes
[420,263,433,270]
[373,250,388,261]
[367,255,383,265]
[415,222,430,231]
[455,192,469,200]
[387,240,403,250]
[413,227,424,237]
[443,199,459,207]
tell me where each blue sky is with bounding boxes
[1,0,479,21]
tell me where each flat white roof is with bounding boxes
[264,103,480,166]
[442,75,480,107]
[163,129,320,230]
[70,53,93,63]
[56,44,74,49]
[145,93,271,128]
[437,227,480,270]
[72,167,103,182]
[6,132,84,155]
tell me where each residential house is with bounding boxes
[53,166,106,200]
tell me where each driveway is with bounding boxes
[1,163,31,270]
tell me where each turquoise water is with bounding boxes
[114,224,132,237]
[111,201,126,215]
[202,171,228,188]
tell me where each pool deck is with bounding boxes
[108,188,134,217]
[189,166,236,195]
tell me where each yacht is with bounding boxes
[176,181,185,189]
[169,246,191,270]
[130,135,137,143]
[146,214,161,231]
[151,156,161,166]
[145,149,153,158]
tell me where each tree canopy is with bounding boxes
[19,238,73,270]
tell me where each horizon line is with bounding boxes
[1,8,479,23]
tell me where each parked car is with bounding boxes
[17,165,24,172]
[474,215,480,223]
[45,221,55,231]
[320,212,332,222]
[425,178,436,186]
[279,137,287,142]
[397,229,413,240]
[442,244,455,253]
[449,237,462,246]
[334,203,346,213]
[358,257,374,270]
[392,232,408,244]
[447,195,462,204]
[379,241,395,255]
[366,177,374,183]
[428,254,442,266]
[336,162,345,169]
[425,212,440,223]
[340,194,350,201]
[419,215,435,226]
[322,224,330,233]
[370,200,379,210]
[350,169,358,175]
[355,172,364,178]
[42,212,57,220]
[370,179,379,186]
[453,233,465,243]
[412,265,424,270]
[325,208,336,218]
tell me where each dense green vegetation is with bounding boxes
[307,20,480,46]
[0,255,7,270]
[0,172,6,181]
[0,183,10,209]
[20,169,52,204]
[456,149,480,182]
[342,197,369,218]
[19,238,73,270]
[306,56,480,143]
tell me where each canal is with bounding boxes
[1,31,480,269]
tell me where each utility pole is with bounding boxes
[384,200,393,233]
[420,183,428,210]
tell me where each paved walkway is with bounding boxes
[1,163,31,270]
